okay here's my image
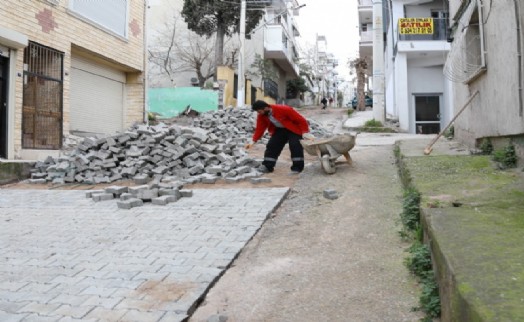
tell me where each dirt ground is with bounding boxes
[188,106,424,321]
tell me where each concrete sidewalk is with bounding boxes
[343,110,374,128]
[0,188,289,321]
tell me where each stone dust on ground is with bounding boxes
[189,106,424,322]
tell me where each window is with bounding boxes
[264,79,278,100]
[443,0,486,83]
[69,0,128,37]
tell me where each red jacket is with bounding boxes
[252,104,309,142]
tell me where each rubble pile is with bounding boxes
[29,107,332,187]
[30,122,262,186]
[192,107,331,139]
[192,108,256,142]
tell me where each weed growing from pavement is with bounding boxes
[479,138,493,155]
[364,119,383,127]
[444,125,454,139]
[419,276,441,321]
[401,188,421,232]
[396,145,441,321]
[492,144,517,169]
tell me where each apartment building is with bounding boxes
[147,0,302,105]
[382,0,452,134]
[259,0,302,103]
[0,0,146,160]
[358,0,373,93]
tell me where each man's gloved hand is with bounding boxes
[245,140,254,149]
[303,133,315,140]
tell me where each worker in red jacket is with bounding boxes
[245,100,311,174]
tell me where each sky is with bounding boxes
[294,0,360,80]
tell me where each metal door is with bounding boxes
[0,56,8,158]
[22,42,63,150]
[414,95,441,134]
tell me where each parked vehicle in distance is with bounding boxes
[351,95,373,109]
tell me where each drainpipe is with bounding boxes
[387,0,396,117]
[236,0,246,107]
[144,0,149,125]
[513,0,523,117]
[372,0,385,123]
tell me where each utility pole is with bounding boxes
[372,0,385,123]
[236,0,247,107]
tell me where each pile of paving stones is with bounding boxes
[86,184,194,209]
[192,107,331,139]
[28,107,331,187]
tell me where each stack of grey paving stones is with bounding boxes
[28,107,331,188]
[29,122,263,186]
[85,184,193,209]
[193,107,330,140]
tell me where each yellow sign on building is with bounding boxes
[399,18,433,34]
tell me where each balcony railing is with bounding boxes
[398,18,449,41]
[360,30,373,43]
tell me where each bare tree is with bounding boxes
[295,43,319,102]
[148,16,183,86]
[148,12,239,87]
[349,57,368,111]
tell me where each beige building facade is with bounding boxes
[0,0,146,160]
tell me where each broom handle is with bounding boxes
[424,90,479,153]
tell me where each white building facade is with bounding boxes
[383,0,452,134]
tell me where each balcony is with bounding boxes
[359,30,372,59]
[395,18,451,63]
[358,0,372,26]
[264,24,300,77]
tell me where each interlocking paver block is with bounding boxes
[180,189,193,197]
[117,198,144,209]
[92,193,114,202]
[151,195,177,206]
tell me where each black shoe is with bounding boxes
[257,165,273,173]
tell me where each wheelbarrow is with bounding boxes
[301,133,356,174]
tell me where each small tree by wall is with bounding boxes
[286,78,309,100]
[349,57,368,111]
[247,54,279,88]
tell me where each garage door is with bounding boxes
[70,55,125,135]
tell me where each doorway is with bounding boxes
[414,95,441,134]
[0,56,8,159]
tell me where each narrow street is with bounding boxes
[0,106,425,322]
[189,106,424,321]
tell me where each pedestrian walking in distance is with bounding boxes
[245,100,313,174]
[321,97,328,110]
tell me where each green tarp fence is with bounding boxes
[148,87,219,118]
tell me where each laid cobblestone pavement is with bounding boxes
[0,188,289,321]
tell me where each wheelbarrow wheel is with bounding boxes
[321,155,336,174]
